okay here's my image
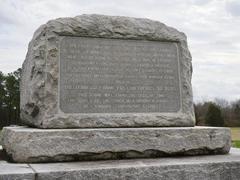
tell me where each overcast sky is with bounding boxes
[0,0,239,102]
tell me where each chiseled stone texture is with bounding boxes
[30,148,240,180]
[20,14,195,128]
[1,126,231,163]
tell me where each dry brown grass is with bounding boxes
[231,127,240,141]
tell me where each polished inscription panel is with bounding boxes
[60,37,181,113]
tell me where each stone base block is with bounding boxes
[0,148,240,180]
[1,126,231,163]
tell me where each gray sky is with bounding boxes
[0,0,239,102]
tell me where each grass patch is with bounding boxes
[232,140,240,148]
[230,128,240,148]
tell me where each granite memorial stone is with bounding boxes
[1,14,232,164]
[20,14,195,128]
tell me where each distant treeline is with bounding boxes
[0,68,239,128]
[195,99,240,127]
[0,68,21,128]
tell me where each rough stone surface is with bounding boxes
[1,126,231,163]
[20,14,194,128]
[0,148,239,180]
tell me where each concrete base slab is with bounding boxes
[0,148,240,180]
[0,161,34,180]
[1,126,231,163]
